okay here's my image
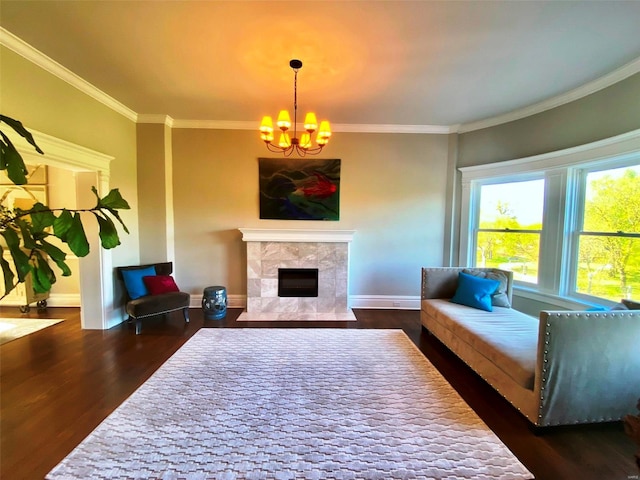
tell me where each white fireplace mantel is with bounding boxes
[239,228,355,243]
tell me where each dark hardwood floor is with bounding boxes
[1,306,636,479]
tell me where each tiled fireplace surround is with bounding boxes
[238,229,356,321]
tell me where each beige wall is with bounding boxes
[136,123,169,263]
[170,129,450,298]
[458,73,640,167]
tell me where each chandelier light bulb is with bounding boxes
[300,133,312,149]
[278,132,291,148]
[277,110,291,131]
[318,120,332,139]
[260,116,274,135]
[304,113,318,132]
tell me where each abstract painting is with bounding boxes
[259,158,340,221]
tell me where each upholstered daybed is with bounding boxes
[421,267,640,427]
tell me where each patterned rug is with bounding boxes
[47,329,533,479]
[0,318,64,345]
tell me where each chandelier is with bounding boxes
[259,59,332,156]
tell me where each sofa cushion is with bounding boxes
[422,267,470,299]
[121,265,156,300]
[423,299,538,390]
[463,268,511,308]
[125,291,190,318]
[143,275,180,295]
[450,271,500,312]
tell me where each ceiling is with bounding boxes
[1,1,640,130]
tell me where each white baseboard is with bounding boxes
[3,293,420,312]
[190,294,245,309]
[48,293,82,307]
[349,295,420,310]
[191,294,420,310]
[0,293,81,308]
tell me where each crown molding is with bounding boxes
[0,27,137,123]
[458,56,640,133]
[172,120,256,130]
[331,123,454,134]
[137,114,175,127]
[171,119,454,134]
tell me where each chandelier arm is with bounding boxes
[265,143,286,153]
[305,145,324,154]
[264,142,325,157]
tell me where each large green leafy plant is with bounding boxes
[0,114,130,299]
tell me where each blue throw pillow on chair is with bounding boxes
[450,271,500,312]
[121,266,157,299]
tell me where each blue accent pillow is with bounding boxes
[121,266,156,299]
[450,271,500,312]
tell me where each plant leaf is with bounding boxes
[39,240,71,277]
[91,187,130,234]
[0,245,16,297]
[31,250,54,293]
[0,228,32,282]
[94,187,130,210]
[30,203,56,231]
[0,115,44,154]
[53,210,90,257]
[52,209,72,240]
[105,207,129,234]
[0,131,28,185]
[16,218,37,250]
[94,213,121,249]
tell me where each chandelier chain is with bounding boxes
[293,69,298,140]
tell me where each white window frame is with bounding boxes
[459,128,640,308]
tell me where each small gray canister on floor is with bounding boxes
[202,286,227,320]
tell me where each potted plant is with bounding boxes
[0,114,129,301]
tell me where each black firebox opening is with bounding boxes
[278,268,319,297]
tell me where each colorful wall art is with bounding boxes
[258,158,340,220]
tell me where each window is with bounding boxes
[475,179,544,284]
[459,130,640,307]
[573,165,640,302]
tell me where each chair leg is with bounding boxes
[183,307,190,324]
[135,319,142,335]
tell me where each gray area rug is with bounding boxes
[47,329,533,479]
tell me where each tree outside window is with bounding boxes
[475,179,544,284]
[576,166,640,301]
